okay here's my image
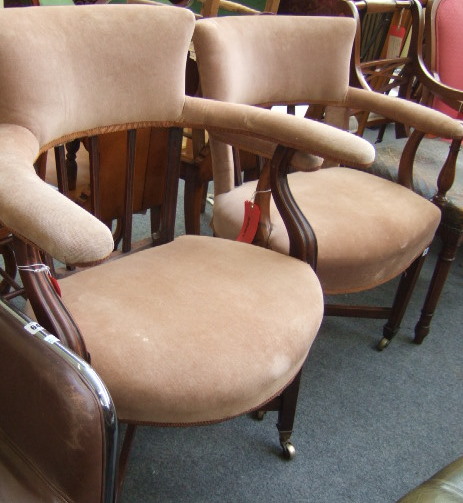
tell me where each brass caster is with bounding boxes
[281,440,296,460]
[376,337,390,351]
[252,410,266,421]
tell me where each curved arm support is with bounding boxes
[13,237,89,359]
[181,96,375,169]
[345,87,463,140]
[270,145,318,268]
[0,125,114,267]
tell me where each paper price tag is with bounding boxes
[236,200,260,243]
[387,25,406,59]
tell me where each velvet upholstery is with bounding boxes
[192,14,462,295]
[429,0,463,120]
[213,169,440,294]
[58,235,323,424]
[0,4,359,460]
[0,6,375,267]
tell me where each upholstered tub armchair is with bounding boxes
[0,3,381,485]
[191,12,463,350]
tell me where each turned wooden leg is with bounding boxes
[184,175,208,235]
[276,369,302,460]
[377,250,427,350]
[182,143,212,236]
[414,230,461,344]
[65,138,81,192]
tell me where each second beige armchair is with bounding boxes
[192,13,463,350]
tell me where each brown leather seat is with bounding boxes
[0,298,118,503]
[398,456,463,502]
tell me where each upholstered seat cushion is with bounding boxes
[370,136,463,231]
[212,168,441,294]
[58,235,323,425]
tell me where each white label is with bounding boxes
[24,322,44,335]
[44,334,60,344]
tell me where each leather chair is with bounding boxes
[397,456,463,502]
[0,3,375,488]
[191,12,463,350]
[0,297,118,503]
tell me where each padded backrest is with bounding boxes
[0,4,195,149]
[0,299,117,503]
[430,0,463,119]
[193,15,356,106]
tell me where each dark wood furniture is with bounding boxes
[347,0,463,344]
[277,0,462,345]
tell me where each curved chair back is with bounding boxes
[0,298,118,502]
[0,5,194,149]
[195,15,355,107]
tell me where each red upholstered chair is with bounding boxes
[0,3,377,488]
[191,12,463,350]
[424,0,463,121]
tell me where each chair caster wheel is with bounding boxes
[281,440,296,460]
[376,337,390,351]
[252,410,266,421]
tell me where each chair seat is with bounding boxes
[213,168,441,294]
[59,235,323,425]
[370,136,463,231]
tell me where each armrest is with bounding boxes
[182,96,377,265]
[182,96,375,169]
[415,62,463,115]
[0,125,114,267]
[208,131,323,172]
[345,87,463,140]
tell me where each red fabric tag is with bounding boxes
[49,275,61,297]
[236,200,260,243]
[386,25,406,58]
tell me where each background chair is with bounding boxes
[0,3,377,489]
[175,0,281,235]
[353,0,463,344]
[192,11,463,350]
[0,227,23,300]
[423,0,463,121]
[0,297,118,503]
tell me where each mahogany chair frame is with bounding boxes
[348,0,462,344]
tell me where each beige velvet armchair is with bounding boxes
[192,13,463,350]
[0,4,381,489]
